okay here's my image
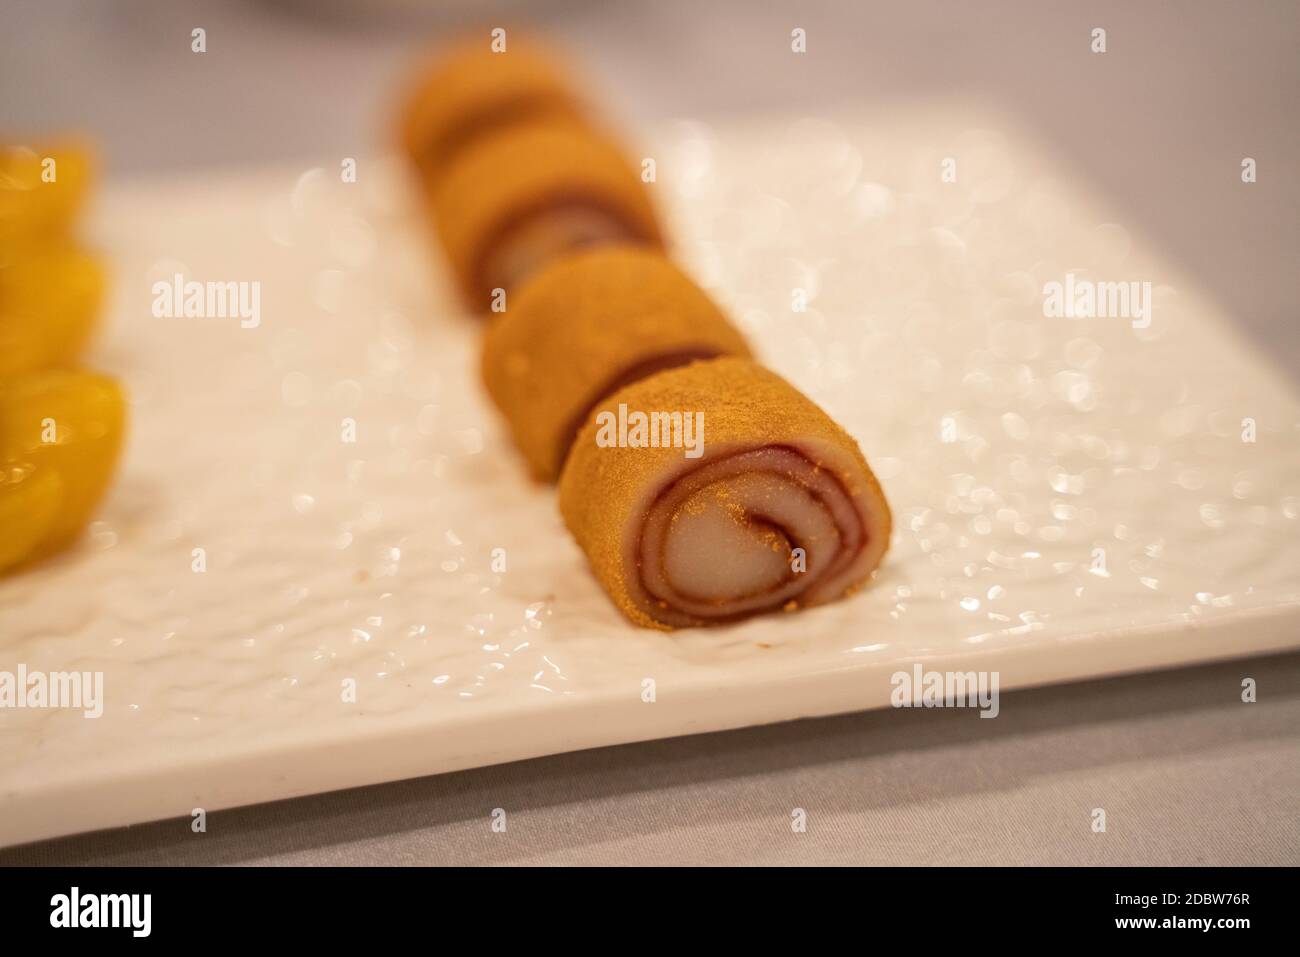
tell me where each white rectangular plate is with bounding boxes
[3,102,1298,847]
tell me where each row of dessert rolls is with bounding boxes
[399,33,891,629]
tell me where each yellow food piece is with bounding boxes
[0,245,105,378]
[0,369,126,564]
[0,460,63,573]
[0,142,95,249]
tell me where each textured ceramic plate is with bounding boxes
[3,102,1298,847]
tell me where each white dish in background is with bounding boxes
[2,102,1297,847]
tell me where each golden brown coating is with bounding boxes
[482,246,752,481]
[558,357,893,629]
[431,121,664,308]
[398,35,586,189]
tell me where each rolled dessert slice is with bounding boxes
[482,245,752,481]
[432,121,663,309]
[558,357,892,629]
[398,35,586,191]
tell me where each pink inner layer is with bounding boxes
[627,444,886,628]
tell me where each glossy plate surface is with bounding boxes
[2,104,1297,846]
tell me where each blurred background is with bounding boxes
[3,0,1297,375]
